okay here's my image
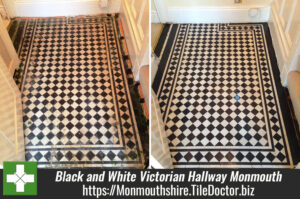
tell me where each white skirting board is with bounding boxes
[159,6,271,23]
[268,6,289,86]
[10,0,121,17]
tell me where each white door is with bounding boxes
[0,16,19,75]
[0,17,24,164]
[120,0,149,79]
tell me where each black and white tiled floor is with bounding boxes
[17,15,144,168]
[153,23,298,168]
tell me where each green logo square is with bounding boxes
[3,162,37,196]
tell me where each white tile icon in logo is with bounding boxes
[6,165,35,192]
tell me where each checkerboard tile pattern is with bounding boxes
[18,15,143,168]
[154,24,293,168]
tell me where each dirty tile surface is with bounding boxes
[17,15,144,168]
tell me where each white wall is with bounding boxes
[269,0,300,85]
[165,0,272,7]
[5,0,121,17]
[152,0,272,23]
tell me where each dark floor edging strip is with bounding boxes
[262,23,300,165]
[154,24,170,57]
[115,15,149,168]
[152,24,179,93]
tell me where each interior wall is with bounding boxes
[7,0,121,17]
[166,0,272,7]
[269,0,300,85]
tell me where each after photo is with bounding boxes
[151,0,300,169]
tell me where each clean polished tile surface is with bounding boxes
[153,24,296,168]
[17,15,144,168]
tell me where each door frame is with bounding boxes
[152,0,168,23]
[0,16,20,75]
[2,0,16,18]
[120,0,150,80]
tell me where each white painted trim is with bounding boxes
[8,0,121,17]
[281,64,289,86]
[152,0,168,23]
[151,10,160,23]
[283,32,300,85]
[123,0,141,53]
[269,7,288,62]
[268,0,300,86]
[120,1,139,78]
[165,6,271,23]
[2,0,16,18]
[150,156,164,169]
[120,0,149,80]
[8,59,20,76]
[291,43,300,72]
[268,5,294,86]
[0,54,25,163]
[150,89,173,169]
[284,0,297,49]
[0,17,20,75]
[284,0,297,34]
[279,0,286,16]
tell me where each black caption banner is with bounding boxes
[0,169,299,199]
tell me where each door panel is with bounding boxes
[0,36,11,65]
[0,18,24,163]
[121,0,149,79]
[0,16,19,75]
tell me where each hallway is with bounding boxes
[12,15,144,168]
[153,23,300,168]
